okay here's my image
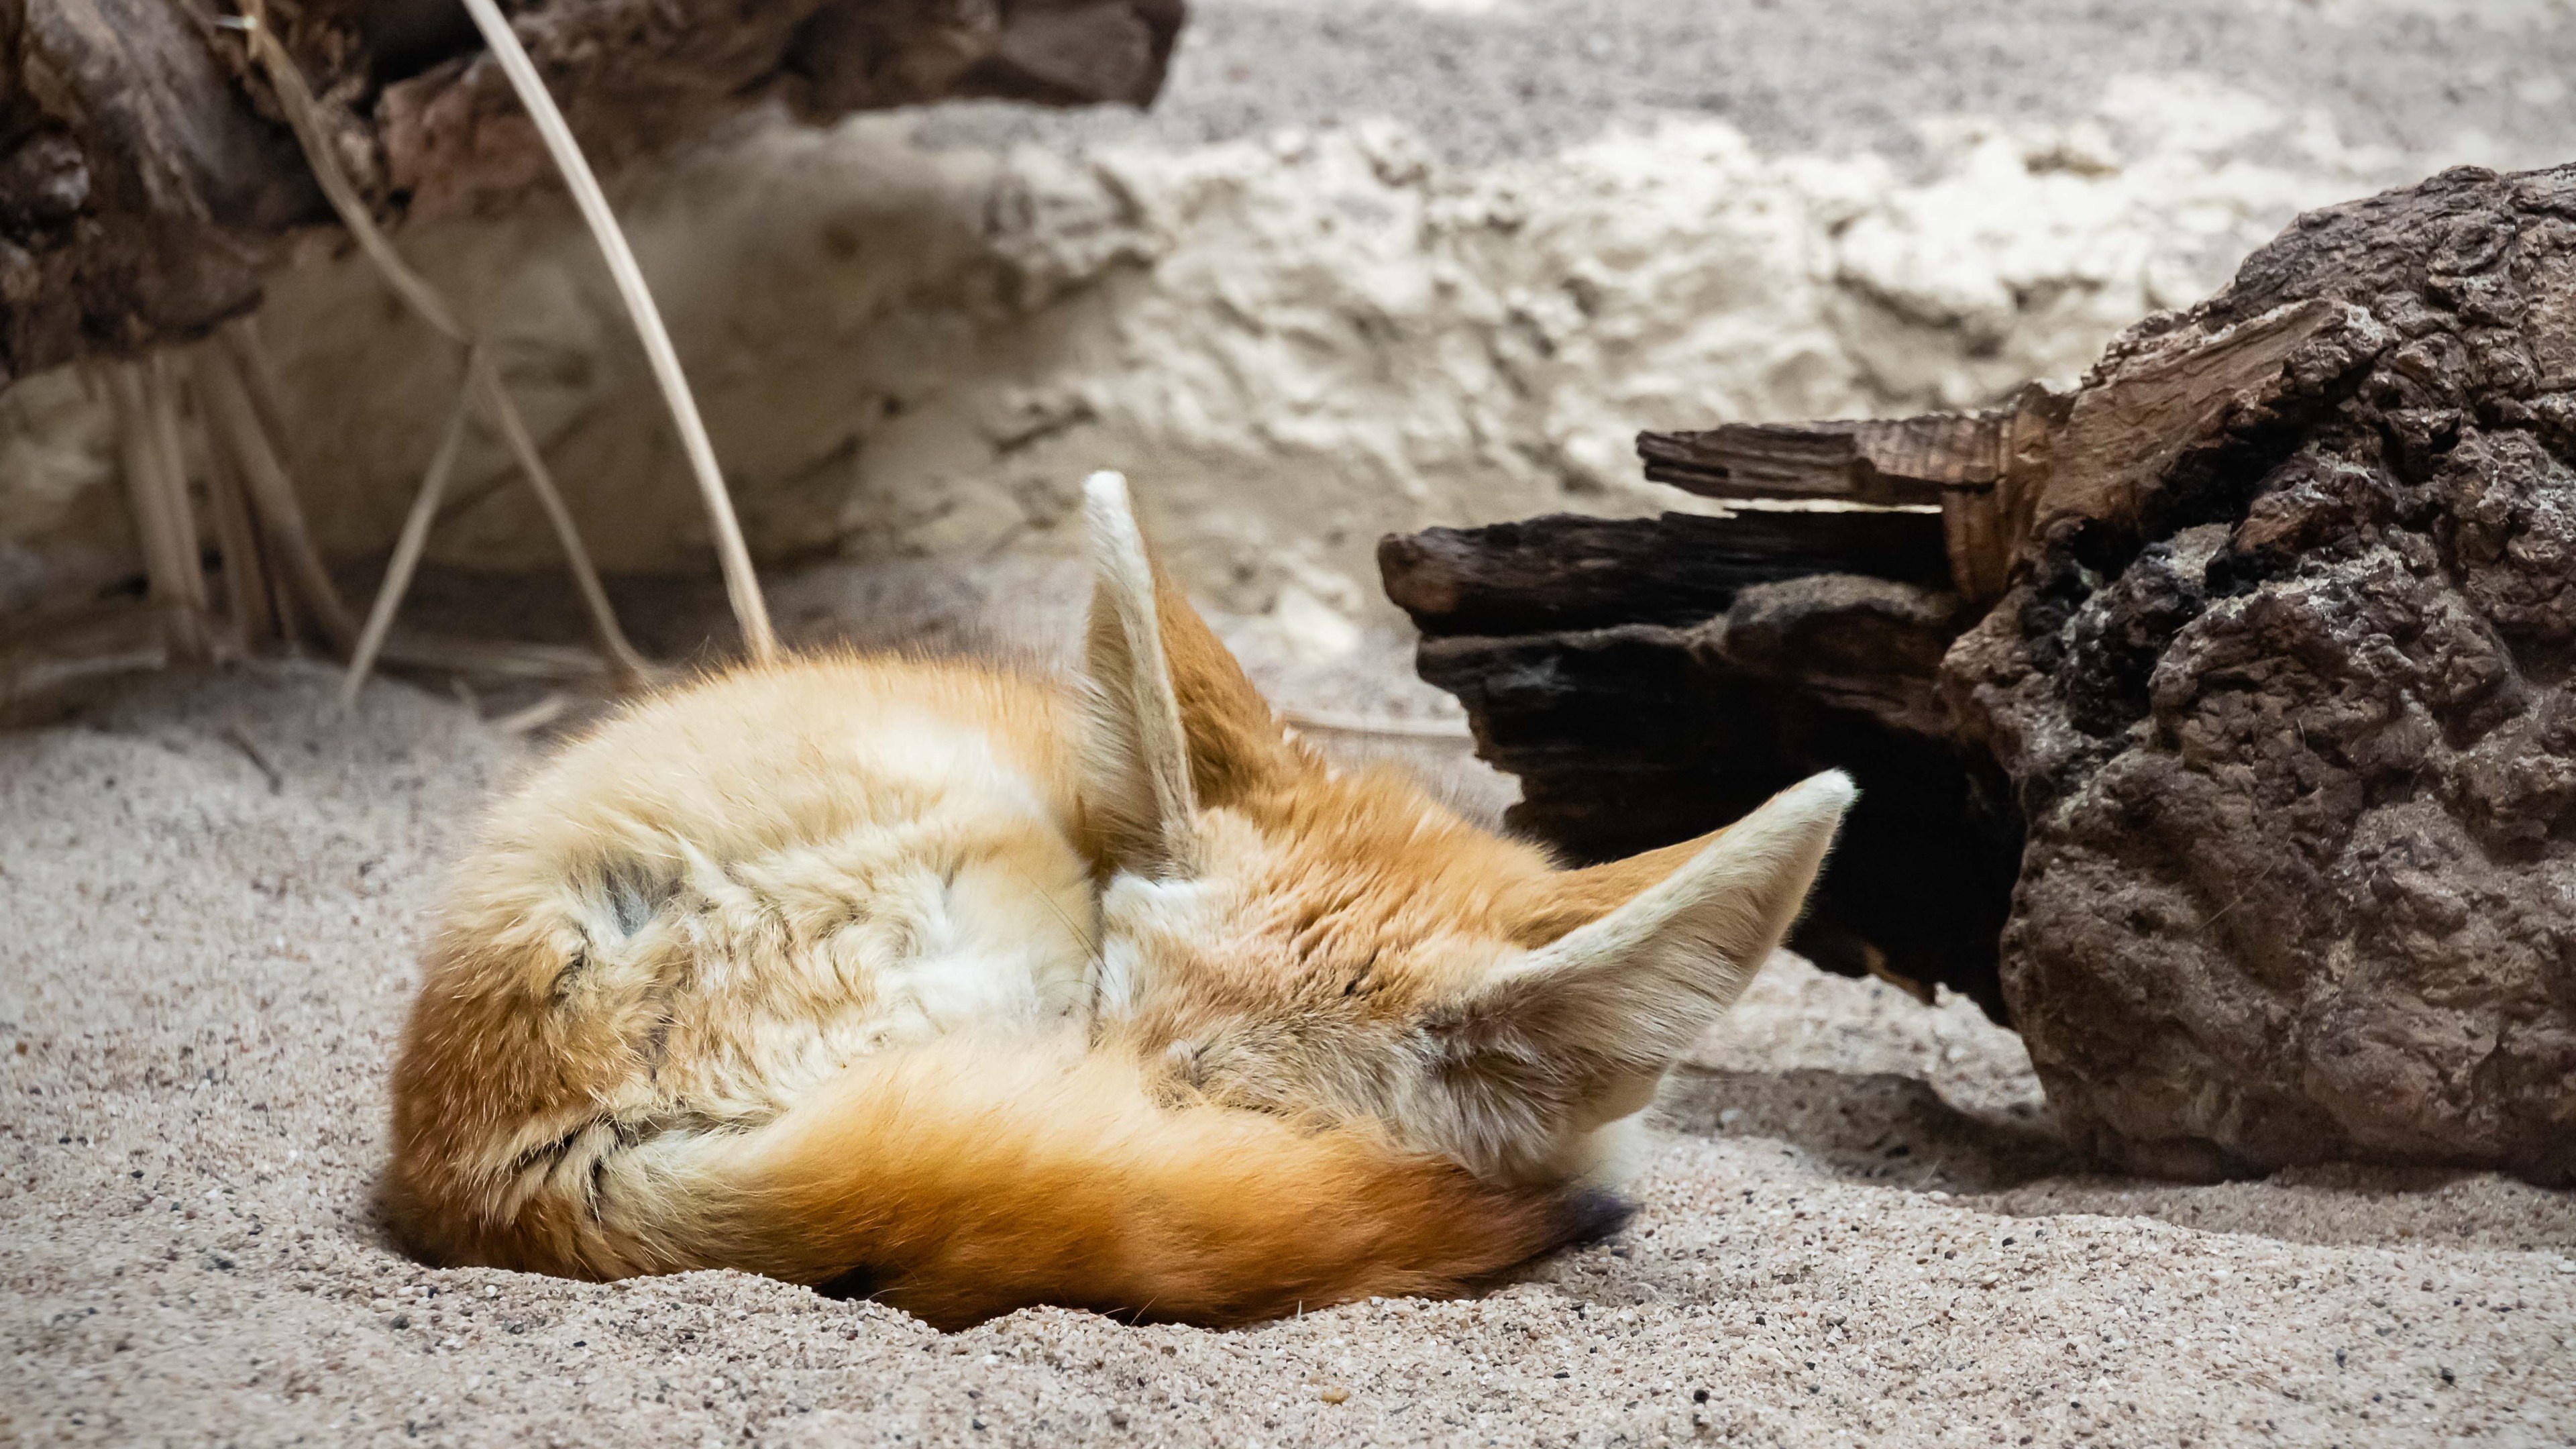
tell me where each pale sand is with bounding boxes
[5,564,2574,1446]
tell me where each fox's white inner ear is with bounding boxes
[1439,771,1857,1096]
[1079,471,1200,877]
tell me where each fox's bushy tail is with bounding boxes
[405,1034,1621,1330]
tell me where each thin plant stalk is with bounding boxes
[394,368,647,682]
[456,0,777,663]
[193,345,362,653]
[233,9,466,343]
[377,633,605,680]
[219,319,301,455]
[142,355,211,620]
[103,362,210,662]
[466,353,651,681]
[269,548,303,644]
[199,402,278,646]
[490,691,571,735]
[342,385,475,707]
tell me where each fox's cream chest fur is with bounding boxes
[388,474,1853,1328]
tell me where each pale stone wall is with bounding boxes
[0,78,2395,626]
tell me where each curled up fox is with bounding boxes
[386,472,1854,1329]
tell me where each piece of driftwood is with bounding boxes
[1405,568,2016,1016]
[1639,382,2070,606]
[1392,161,2576,1186]
[1385,468,2012,1008]
[0,0,1186,386]
[1380,509,1949,637]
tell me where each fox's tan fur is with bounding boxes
[387,473,1853,1329]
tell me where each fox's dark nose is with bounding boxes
[1546,1187,1637,1251]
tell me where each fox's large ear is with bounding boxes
[1432,773,1855,1138]
[1507,833,1719,949]
[1081,472,1202,876]
[1079,473,1304,874]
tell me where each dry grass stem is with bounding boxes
[466,355,651,682]
[219,319,302,455]
[222,719,286,794]
[141,356,211,623]
[268,534,304,645]
[428,467,514,533]
[378,632,611,682]
[103,362,210,663]
[457,0,777,664]
[193,344,360,653]
[1281,706,1472,741]
[233,11,466,343]
[199,408,278,646]
[490,692,573,735]
[342,384,477,707]
[1,601,165,707]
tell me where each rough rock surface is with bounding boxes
[1943,163,2576,1185]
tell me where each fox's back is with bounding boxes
[390,655,1102,1269]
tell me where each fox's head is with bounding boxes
[1075,473,1854,1189]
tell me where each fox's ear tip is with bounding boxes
[1783,769,1858,816]
[1083,472,1147,576]
[1083,470,1131,508]
[1083,471,1145,555]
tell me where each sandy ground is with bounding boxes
[5,560,2575,1447]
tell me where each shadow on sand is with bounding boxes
[1660,1067,2576,1254]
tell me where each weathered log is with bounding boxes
[1407,572,2016,1015]
[1391,160,2576,1185]
[1385,508,2008,1011]
[1641,418,1972,506]
[1639,385,2070,608]
[2,0,323,386]
[1379,509,1949,638]
[0,0,1185,388]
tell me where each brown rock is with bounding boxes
[1942,164,2576,1183]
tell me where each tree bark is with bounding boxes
[0,0,1185,389]
[1380,508,1950,637]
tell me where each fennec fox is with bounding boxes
[386,472,1853,1328]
